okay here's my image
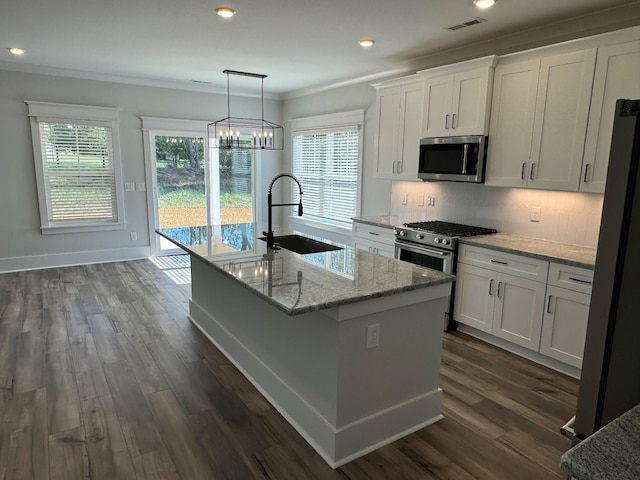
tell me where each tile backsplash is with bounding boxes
[391,181,604,248]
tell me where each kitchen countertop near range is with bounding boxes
[351,215,411,229]
[460,233,596,269]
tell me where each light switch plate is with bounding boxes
[530,206,542,222]
[417,194,425,207]
[401,193,408,205]
[135,182,146,192]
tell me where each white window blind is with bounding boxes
[26,101,124,234]
[38,121,118,222]
[292,127,359,224]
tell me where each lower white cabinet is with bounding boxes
[539,263,594,368]
[454,246,594,369]
[454,263,546,350]
[352,222,395,258]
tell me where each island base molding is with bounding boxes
[188,256,448,467]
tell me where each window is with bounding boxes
[27,101,124,234]
[291,110,364,226]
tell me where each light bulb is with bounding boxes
[358,39,375,48]
[216,7,236,18]
[9,47,25,55]
[473,0,495,8]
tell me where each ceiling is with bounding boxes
[1,0,638,97]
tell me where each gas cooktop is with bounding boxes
[394,221,497,249]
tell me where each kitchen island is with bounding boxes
[157,223,454,467]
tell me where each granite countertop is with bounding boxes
[460,233,596,269]
[157,223,454,316]
[560,403,640,479]
[351,215,411,229]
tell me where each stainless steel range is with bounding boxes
[394,220,497,329]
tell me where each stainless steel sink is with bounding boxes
[259,234,343,254]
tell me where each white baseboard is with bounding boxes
[189,299,443,468]
[0,246,151,273]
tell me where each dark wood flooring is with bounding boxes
[0,256,577,479]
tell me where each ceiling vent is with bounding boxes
[443,17,488,31]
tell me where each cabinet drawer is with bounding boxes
[547,262,594,295]
[458,244,548,281]
[352,223,395,244]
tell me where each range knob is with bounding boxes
[434,237,442,244]
[442,239,450,245]
[397,230,406,236]
[416,233,424,240]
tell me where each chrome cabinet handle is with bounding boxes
[489,279,494,296]
[368,231,379,236]
[583,164,591,183]
[497,281,503,298]
[445,114,450,130]
[452,113,457,129]
[530,162,536,180]
[397,161,402,174]
[392,161,396,174]
[490,259,508,265]
[547,295,553,314]
[521,163,527,180]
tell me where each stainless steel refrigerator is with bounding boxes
[573,98,640,442]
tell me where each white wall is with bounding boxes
[0,70,282,272]
[391,181,603,248]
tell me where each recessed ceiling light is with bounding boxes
[9,47,25,55]
[474,0,495,8]
[358,39,375,48]
[216,7,236,18]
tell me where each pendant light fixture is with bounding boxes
[208,70,283,150]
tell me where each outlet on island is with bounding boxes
[366,323,380,349]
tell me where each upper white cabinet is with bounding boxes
[580,40,640,193]
[373,76,424,180]
[485,49,597,190]
[419,56,497,138]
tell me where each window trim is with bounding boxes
[289,109,364,228]
[26,101,125,234]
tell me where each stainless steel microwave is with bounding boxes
[418,135,487,183]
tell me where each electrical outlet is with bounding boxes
[135,182,146,192]
[366,324,380,349]
[417,194,425,207]
[401,193,408,205]
[427,196,436,207]
[124,182,135,192]
[530,206,542,222]
[130,231,138,241]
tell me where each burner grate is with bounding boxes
[403,221,497,237]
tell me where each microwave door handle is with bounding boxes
[462,143,468,174]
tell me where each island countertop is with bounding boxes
[157,223,454,316]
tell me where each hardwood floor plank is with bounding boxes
[127,301,165,344]
[46,350,81,435]
[116,331,169,395]
[44,308,69,354]
[155,313,201,363]
[69,333,109,401]
[82,394,137,480]
[497,428,569,478]
[49,427,89,480]
[441,391,508,440]
[0,323,18,392]
[103,361,164,457]
[396,434,478,480]
[14,330,45,393]
[146,389,216,479]
[87,313,125,364]
[131,448,180,480]
[61,296,90,338]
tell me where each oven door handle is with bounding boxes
[396,242,451,257]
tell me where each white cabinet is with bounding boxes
[454,245,548,350]
[580,40,640,193]
[352,222,395,258]
[419,56,497,138]
[540,263,594,368]
[373,77,424,180]
[485,49,596,190]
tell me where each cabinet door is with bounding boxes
[580,41,640,193]
[485,59,540,187]
[453,263,495,333]
[396,82,424,180]
[422,75,453,137]
[352,237,395,258]
[374,87,401,179]
[540,285,590,368]
[451,68,492,136]
[491,273,545,350]
[529,49,596,191]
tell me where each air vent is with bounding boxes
[444,17,487,31]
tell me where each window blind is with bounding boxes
[38,122,118,222]
[292,128,359,224]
